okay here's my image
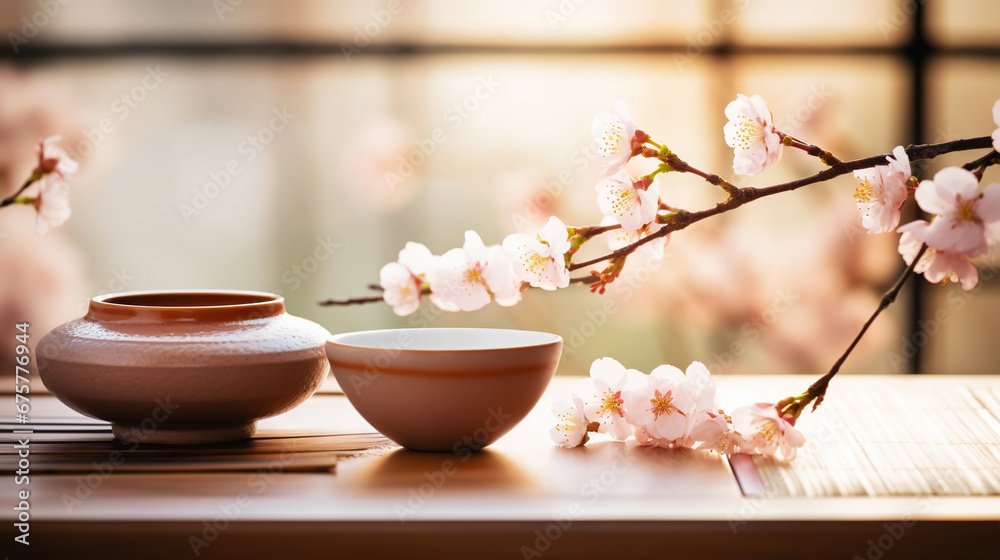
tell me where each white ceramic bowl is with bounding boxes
[326,328,562,452]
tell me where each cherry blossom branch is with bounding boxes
[658,152,740,197]
[318,276,599,306]
[781,243,929,418]
[963,149,1000,180]
[779,133,843,166]
[0,175,38,209]
[317,294,390,305]
[569,135,993,271]
[319,135,992,308]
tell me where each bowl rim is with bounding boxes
[93,289,282,309]
[327,327,562,353]
[88,289,285,322]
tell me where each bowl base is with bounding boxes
[112,421,257,445]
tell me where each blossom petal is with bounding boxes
[977,182,1000,223]
[398,242,434,277]
[914,178,951,215]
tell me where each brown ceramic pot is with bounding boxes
[37,290,331,444]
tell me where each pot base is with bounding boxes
[112,421,257,445]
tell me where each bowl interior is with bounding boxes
[328,328,561,352]
[99,291,278,308]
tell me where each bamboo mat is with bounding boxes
[735,383,1000,497]
[1,418,391,473]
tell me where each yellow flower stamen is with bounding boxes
[955,199,980,224]
[599,389,624,417]
[598,118,627,157]
[853,178,873,204]
[758,420,779,443]
[648,389,680,420]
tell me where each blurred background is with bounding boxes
[1,0,998,378]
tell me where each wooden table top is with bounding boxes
[4,375,1000,559]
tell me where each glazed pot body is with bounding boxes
[326,328,561,452]
[37,290,331,444]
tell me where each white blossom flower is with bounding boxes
[909,167,1000,256]
[595,170,660,232]
[853,145,911,234]
[591,99,636,176]
[550,396,589,448]
[32,136,78,235]
[622,364,695,442]
[34,178,72,235]
[398,241,434,277]
[34,135,78,179]
[502,216,572,291]
[724,94,783,176]
[379,242,434,316]
[690,412,744,455]
[993,99,1000,153]
[732,403,805,459]
[575,357,645,441]
[626,361,718,446]
[897,225,979,290]
[427,231,524,312]
[600,215,668,261]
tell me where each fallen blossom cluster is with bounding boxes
[551,357,805,458]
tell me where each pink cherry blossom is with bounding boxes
[34,177,72,235]
[691,412,744,455]
[724,94,783,176]
[853,145,911,234]
[992,99,1000,153]
[575,357,645,441]
[909,167,1000,256]
[732,403,805,459]
[591,99,636,176]
[32,136,78,235]
[379,242,434,316]
[600,215,668,261]
[502,216,571,291]
[595,170,660,232]
[550,396,589,448]
[482,245,524,307]
[398,241,434,277]
[622,363,695,441]
[427,231,524,312]
[34,135,78,179]
[897,225,979,290]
